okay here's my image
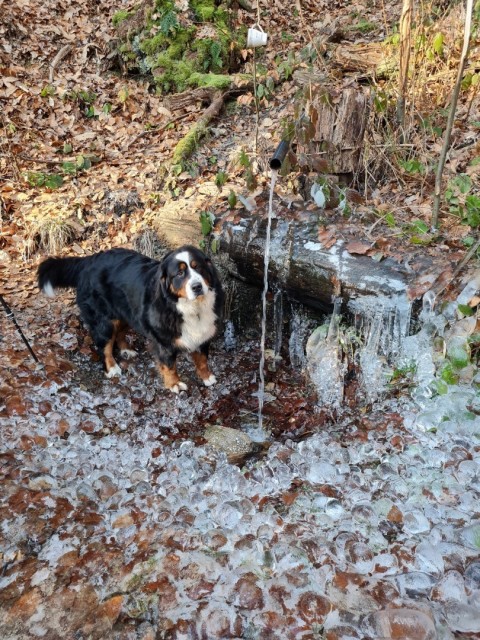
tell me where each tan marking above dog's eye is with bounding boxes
[178,263,187,271]
[191,261,197,269]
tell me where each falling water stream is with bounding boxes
[257,169,278,431]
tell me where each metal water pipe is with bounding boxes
[269,140,290,171]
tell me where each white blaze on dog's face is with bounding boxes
[164,247,219,353]
[169,250,210,301]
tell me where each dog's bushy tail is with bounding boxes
[38,256,85,297]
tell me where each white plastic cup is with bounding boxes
[247,24,268,48]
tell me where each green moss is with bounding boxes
[153,57,196,93]
[172,27,195,48]
[116,0,237,93]
[141,33,169,56]
[166,42,184,60]
[187,72,232,89]
[113,10,132,26]
[172,125,205,165]
[192,38,221,71]
[213,7,229,29]
[118,42,138,63]
[191,0,215,21]
[154,0,175,10]
[141,24,194,57]
[189,0,229,28]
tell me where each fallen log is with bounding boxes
[171,90,225,166]
[219,212,411,309]
[331,42,397,78]
[168,65,306,165]
[164,73,253,111]
[168,74,265,165]
[164,87,214,112]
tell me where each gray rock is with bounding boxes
[204,425,254,462]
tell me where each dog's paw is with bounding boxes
[120,348,137,360]
[203,374,217,387]
[105,363,122,378]
[170,381,188,394]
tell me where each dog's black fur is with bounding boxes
[38,246,223,392]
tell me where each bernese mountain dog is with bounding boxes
[37,245,224,393]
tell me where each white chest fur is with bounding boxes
[176,289,217,351]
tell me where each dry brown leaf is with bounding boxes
[345,241,372,255]
[318,226,337,249]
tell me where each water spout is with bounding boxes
[269,140,290,171]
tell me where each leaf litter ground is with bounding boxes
[2,0,480,637]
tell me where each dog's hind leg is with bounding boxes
[116,321,137,359]
[103,320,122,378]
[78,299,122,378]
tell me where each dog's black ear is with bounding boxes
[160,274,168,297]
[203,254,212,271]
[205,256,220,286]
[157,260,170,298]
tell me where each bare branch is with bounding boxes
[396,0,413,138]
[48,44,73,84]
[432,0,474,229]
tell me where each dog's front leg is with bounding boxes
[154,347,187,394]
[192,343,216,387]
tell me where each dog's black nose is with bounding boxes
[191,281,203,296]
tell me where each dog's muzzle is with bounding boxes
[191,281,204,298]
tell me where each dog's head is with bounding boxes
[160,245,218,301]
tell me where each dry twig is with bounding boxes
[396,0,413,138]
[434,238,480,301]
[48,44,72,84]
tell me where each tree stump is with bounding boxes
[299,83,372,176]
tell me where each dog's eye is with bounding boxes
[177,263,187,277]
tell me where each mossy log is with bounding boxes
[169,66,301,165]
[172,90,225,165]
[169,75,255,165]
[165,87,214,111]
[165,74,252,110]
